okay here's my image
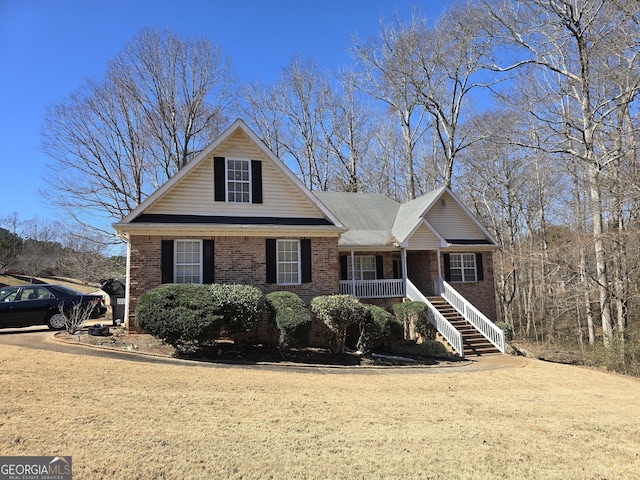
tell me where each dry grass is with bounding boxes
[1,345,640,479]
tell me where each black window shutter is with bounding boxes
[301,239,312,283]
[251,160,263,204]
[161,240,174,284]
[443,253,451,282]
[376,255,384,279]
[340,256,348,280]
[476,253,484,281]
[203,240,215,284]
[266,239,277,284]
[214,157,225,202]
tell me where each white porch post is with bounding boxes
[350,250,356,296]
[401,248,408,298]
[124,240,131,329]
[435,247,442,295]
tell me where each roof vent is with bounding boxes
[440,198,446,208]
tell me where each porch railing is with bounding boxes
[339,279,405,299]
[406,279,465,358]
[438,279,506,353]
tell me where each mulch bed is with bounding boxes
[55,326,464,367]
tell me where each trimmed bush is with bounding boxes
[135,284,223,353]
[311,295,369,353]
[420,340,449,356]
[265,291,311,349]
[357,305,403,353]
[392,301,436,340]
[209,284,264,341]
[496,321,514,343]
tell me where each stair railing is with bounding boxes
[406,279,465,358]
[438,279,506,353]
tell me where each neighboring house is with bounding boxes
[114,119,503,356]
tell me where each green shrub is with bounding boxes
[265,291,311,349]
[209,284,264,341]
[392,301,435,340]
[311,295,369,353]
[419,340,449,356]
[357,305,403,353]
[135,284,223,353]
[496,321,514,343]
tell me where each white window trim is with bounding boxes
[347,255,377,281]
[225,158,252,204]
[449,253,477,283]
[174,239,203,284]
[277,239,301,285]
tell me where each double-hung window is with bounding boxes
[346,255,377,280]
[175,240,202,284]
[448,253,477,282]
[277,240,300,285]
[226,159,250,203]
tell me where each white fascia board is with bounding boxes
[336,245,400,252]
[114,222,345,239]
[442,244,500,252]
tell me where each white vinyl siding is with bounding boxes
[277,240,300,285]
[226,159,250,203]
[406,222,440,250]
[175,240,202,284]
[146,130,325,218]
[347,255,377,280]
[426,192,486,241]
[449,253,476,282]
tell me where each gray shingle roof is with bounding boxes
[392,187,446,243]
[313,192,400,247]
[315,187,498,249]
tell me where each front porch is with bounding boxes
[337,248,503,358]
[339,279,405,298]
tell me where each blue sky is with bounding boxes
[0,0,451,227]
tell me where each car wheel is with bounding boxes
[47,312,67,330]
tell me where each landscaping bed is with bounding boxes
[55,326,462,367]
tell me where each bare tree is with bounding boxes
[483,0,640,346]
[42,27,236,228]
[268,55,333,191]
[320,71,377,192]
[350,13,430,200]
[411,2,498,187]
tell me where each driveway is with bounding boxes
[0,325,529,373]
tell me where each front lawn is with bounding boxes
[2,343,640,479]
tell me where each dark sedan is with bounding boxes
[0,284,107,330]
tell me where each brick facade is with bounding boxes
[442,251,497,321]
[126,235,340,332]
[126,235,497,341]
[404,250,497,321]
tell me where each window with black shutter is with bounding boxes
[214,156,263,204]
